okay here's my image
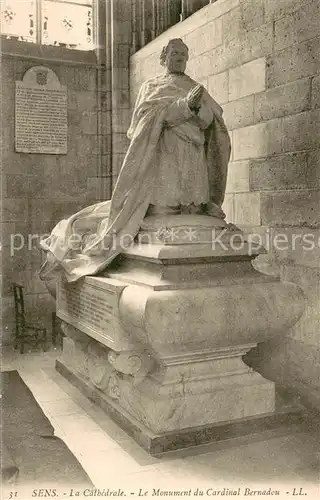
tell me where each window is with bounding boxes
[1,0,94,50]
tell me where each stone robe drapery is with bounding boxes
[39,73,231,283]
[133,73,213,206]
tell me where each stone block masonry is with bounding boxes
[249,152,308,192]
[267,37,320,88]
[129,0,320,410]
[208,71,229,104]
[261,190,320,228]
[225,161,250,194]
[254,78,311,122]
[233,119,282,161]
[274,1,320,52]
[223,95,254,129]
[228,58,266,101]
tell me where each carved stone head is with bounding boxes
[160,38,189,74]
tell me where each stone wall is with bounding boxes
[110,0,132,186]
[1,40,111,345]
[129,0,320,409]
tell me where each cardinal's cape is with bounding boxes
[39,73,231,282]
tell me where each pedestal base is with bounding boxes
[56,359,305,457]
[54,216,305,455]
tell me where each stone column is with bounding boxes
[86,0,112,202]
[95,0,112,200]
[110,0,132,190]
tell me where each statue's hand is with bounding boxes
[187,84,204,110]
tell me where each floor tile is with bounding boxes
[2,346,319,495]
[40,397,87,417]
[77,448,158,487]
[63,429,123,454]
[23,379,71,402]
[50,413,106,436]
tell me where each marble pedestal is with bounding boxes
[56,215,305,454]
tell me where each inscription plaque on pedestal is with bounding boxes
[15,66,67,154]
[56,276,133,350]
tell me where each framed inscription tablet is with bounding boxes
[15,66,67,154]
[56,276,135,351]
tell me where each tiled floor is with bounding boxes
[2,346,319,500]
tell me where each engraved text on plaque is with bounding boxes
[15,66,67,154]
[56,277,132,351]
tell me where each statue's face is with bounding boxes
[165,42,188,74]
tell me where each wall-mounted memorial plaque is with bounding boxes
[56,276,134,351]
[15,66,67,154]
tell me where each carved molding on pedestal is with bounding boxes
[86,340,116,394]
[86,343,155,397]
[57,230,305,435]
[108,349,154,379]
[61,320,155,399]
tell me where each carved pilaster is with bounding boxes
[151,0,157,40]
[131,0,139,53]
[139,0,148,47]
